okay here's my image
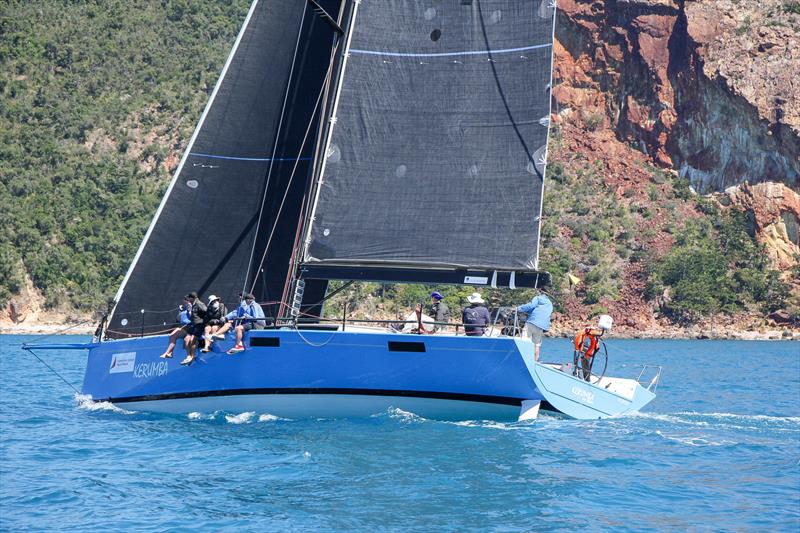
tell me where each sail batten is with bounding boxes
[300,0,556,283]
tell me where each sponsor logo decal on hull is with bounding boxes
[109,352,136,374]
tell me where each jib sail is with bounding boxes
[107,0,342,338]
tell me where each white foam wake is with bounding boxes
[188,411,217,421]
[367,407,429,422]
[224,411,255,424]
[631,410,800,428]
[680,411,800,424]
[655,430,737,447]
[74,394,135,415]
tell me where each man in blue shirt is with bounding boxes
[517,289,553,361]
[224,293,266,354]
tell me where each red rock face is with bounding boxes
[544,0,799,331]
[553,0,799,191]
[722,183,800,272]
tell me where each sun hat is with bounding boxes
[431,291,443,300]
[467,292,485,305]
[207,294,219,304]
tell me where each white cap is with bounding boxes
[598,314,613,330]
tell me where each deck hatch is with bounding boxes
[250,337,280,347]
[388,341,426,353]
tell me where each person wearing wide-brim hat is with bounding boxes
[462,292,490,337]
[200,294,228,353]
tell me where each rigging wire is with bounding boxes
[24,348,81,395]
[242,0,310,296]
[21,319,94,346]
[248,40,341,294]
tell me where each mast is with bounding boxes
[299,0,362,270]
[280,0,351,319]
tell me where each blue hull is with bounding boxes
[82,329,544,421]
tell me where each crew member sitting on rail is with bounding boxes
[160,295,200,361]
[180,292,207,366]
[200,294,227,353]
[573,314,613,381]
[225,293,266,355]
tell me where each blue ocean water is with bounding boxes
[1,335,798,532]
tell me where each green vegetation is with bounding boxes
[736,15,752,36]
[539,154,636,307]
[0,1,789,330]
[782,1,800,15]
[0,0,249,310]
[645,208,789,323]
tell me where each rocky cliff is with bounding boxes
[543,0,799,336]
[551,0,799,279]
[554,0,798,187]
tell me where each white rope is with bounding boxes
[292,326,339,348]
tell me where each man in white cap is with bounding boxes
[462,292,491,336]
[200,294,227,353]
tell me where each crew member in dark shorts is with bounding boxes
[200,294,227,353]
[179,292,207,366]
[159,297,193,359]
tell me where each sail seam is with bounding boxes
[349,42,551,58]
[108,0,263,322]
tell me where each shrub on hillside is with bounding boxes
[646,210,789,323]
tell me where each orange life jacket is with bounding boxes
[574,328,599,359]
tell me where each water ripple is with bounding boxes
[2,335,799,532]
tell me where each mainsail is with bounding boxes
[300,0,556,287]
[108,0,342,338]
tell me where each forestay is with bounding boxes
[301,0,556,284]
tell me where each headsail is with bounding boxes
[300,0,556,287]
[107,0,342,338]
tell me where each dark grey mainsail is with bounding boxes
[108,0,342,338]
[300,0,556,287]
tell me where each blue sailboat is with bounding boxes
[25,0,660,421]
